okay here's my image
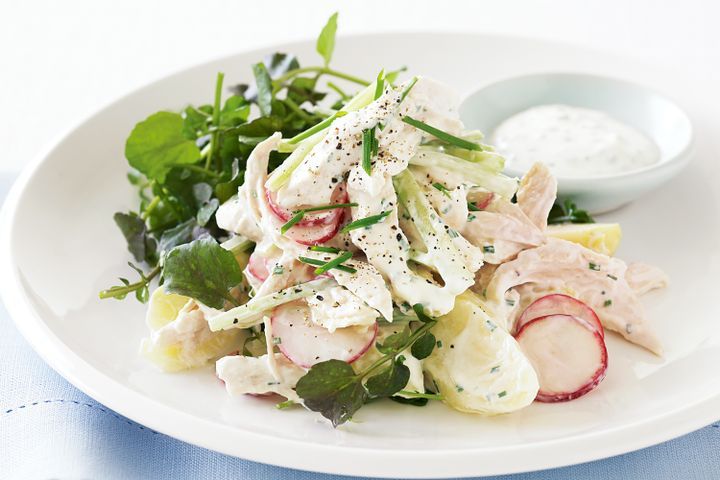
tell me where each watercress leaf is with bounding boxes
[287,77,327,105]
[376,325,411,355]
[192,182,213,205]
[228,115,284,137]
[113,212,149,262]
[295,359,367,427]
[163,236,243,309]
[365,358,410,398]
[125,112,202,183]
[263,52,300,78]
[158,219,195,255]
[411,332,436,360]
[316,12,338,67]
[252,62,273,116]
[390,395,429,407]
[220,95,250,127]
[547,199,595,225]
[196,198,219,227]
[182,106,209,140]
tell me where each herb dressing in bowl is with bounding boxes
[492,104,660,178]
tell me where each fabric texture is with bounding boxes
[1,179,718,480]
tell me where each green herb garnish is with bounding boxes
[296,304,438,426]
[402,116,482,151]
[432,182,451,198]
[483,245,495,254]
[604,299,613,307]
[280,203,358,233]
[298,252,357,274]
[340,210,391,233]
[547,198,595,224]
[589,262,601,271]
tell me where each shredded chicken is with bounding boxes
[516,163,557,231]
[486,238,662,354]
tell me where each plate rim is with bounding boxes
[2,32,719,478]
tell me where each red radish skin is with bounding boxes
[515,294,603,337]
[266,184,348,226]
[515,314,608,403]
[247,252,271,281]
[271,301,377,368]
[283,211,344,246]
[470,192,494,211]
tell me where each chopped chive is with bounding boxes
[302,202,357,213]
[483,245,495,254]
[286,110,348,144]
[403,116,482,151]
[340,210,391,233]
[467,201,480,212]
[498,390,507,398]
[490,365,500,374]
[374,69,385,99]
[315,251,354,275]
[607,274,618,281]
[604,299,613,307]
[589,262,601,271]
[272,337,282,345]
[456,385,464,393]
[399,76,418,103]
[362,128,373,175]
[298,252,357,275]
[436,340,443,348]
[505,298,516,307]
[272,265,284,275]
[467,214,476,222]
[280,212,304,234]
[310,246,341,254]
[432,182,451,198]
[280,202,357,233]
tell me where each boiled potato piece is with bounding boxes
[424,291,538,414]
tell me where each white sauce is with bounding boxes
[492,104,660,177]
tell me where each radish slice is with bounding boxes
[267,184,348,226]
[515,314,607,403]
[247,252,271,281]
[469,191,494,211]
[271,301,377,368]
[283,213,344,246]
[516,294,603,337]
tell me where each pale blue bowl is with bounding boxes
[459,73,694,213]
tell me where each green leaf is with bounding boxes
[220,95,250,127]
[365,357,410,398]
[197,198,219,226]
[548,198,595,225]
[252,63,273,116]
[125,112,202,183]
[316,12,338,67]
[295,359,367,427]
[375,325,411,355]
[287,77,326,105]
[410,332,436,360]
[158,219,196,255]
[113,212,151,262]
[263,52,300,78]
[163,236,243,309]
[182,106,210,140]
[390,396,428,407]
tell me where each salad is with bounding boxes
[101,14,668,427]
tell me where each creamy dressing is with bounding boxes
[492,104,660,177]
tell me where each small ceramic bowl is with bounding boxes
[459,73,694,213]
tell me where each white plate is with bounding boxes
[2,33,719,478]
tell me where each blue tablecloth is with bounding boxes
[2,174,718,480]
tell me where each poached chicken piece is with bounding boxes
[485,237,663,354]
